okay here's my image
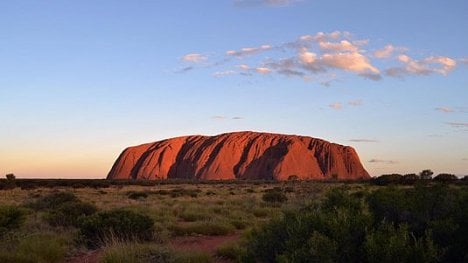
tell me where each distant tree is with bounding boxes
[433,173,458,182]
[400,173,419,185]
[4,173,16,189]
[372,174,402,185]
[5,173,15,181]
[419,169,434,180]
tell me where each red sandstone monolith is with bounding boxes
[107,131,370,180]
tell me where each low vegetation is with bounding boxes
[0,206,26,234]
[0,175,466,262]
[100,241,212,263]
[262,189,288,203]
[243,185,468,262]
[80,209,155,247]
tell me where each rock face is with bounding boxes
[107,131,370,181]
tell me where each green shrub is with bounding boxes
[372,174,403,185]
[179,209,209,222]
[401,174,420,185]
[322,188,363,212]
[245,189,370,262]
[101,241,213,263]
[28,191,78,210]
[0,233,68,263]
[433,173,458,182]
[0,206,26,234]
[262,191,287,203]
[167,188,201,198]
[229,219,249,229]
[367,185,468,262]
[169,221,234,236]
[245,186,467,263]
[252,208,269,218]
[46,201,97,227]
[101,242,174,263]
[127,191,149,200]
[365,223,439,263]
[80,209,154,247]
[27,191,97,227]
[216,241,245,261]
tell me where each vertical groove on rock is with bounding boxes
[233,133,264,177]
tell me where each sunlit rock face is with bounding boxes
[107,131,370,181]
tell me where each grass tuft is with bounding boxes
[169,221,235,236]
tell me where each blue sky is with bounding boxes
[1,0,467,178]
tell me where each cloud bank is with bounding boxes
[180,31,462,84]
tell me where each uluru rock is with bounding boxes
[107,131,370,181]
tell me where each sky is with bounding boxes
[1,0,467,178]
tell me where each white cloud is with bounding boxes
[349,139,379,143]
[237,64,250,70]
[329,102,342,110]
[180,31,460,84]
[386,55,457,77]
[265,58,305,77]
[374,45,407,58]
[298,49,325,73]
[319,40,359,52]
[321,52,380,74]
[181,53,207,63]
[255,67,271,74]
[435,107,454,113]
[368,159,398,164]
[298,49,317,64]
[211,115,244,120]
[296,46,380,79]
[264,0,297,6]
[446,122,468,128]
[212,70,236,77]
[299,31,343,43]
[348,99,363,106]
[398,54,430,74]
[226,45,272,57]
[425,56,457,75]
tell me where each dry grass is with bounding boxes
[0,181,365,262]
